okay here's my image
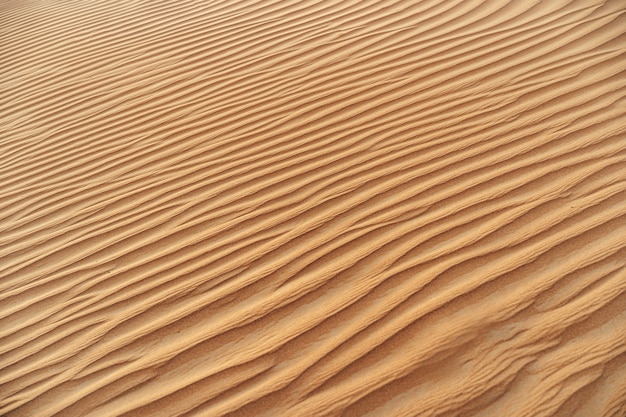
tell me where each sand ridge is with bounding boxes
[1,0,626,416]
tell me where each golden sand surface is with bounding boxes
[1,0,626,416]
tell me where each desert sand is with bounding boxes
[1,0,626,415]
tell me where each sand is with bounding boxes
[1,0,625,416]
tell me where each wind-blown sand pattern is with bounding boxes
[1,0,626,415]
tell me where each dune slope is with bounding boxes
[1,0,626,416]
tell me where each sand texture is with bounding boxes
[1,0,626,415]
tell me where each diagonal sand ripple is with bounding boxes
[1,0,625,416]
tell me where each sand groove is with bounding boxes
[1,0,625,416]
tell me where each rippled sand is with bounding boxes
[1,0,626,416]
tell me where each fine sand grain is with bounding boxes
[1,0,626,416]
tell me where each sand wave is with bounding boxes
[1,0,626,416]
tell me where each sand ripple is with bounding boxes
[1,0,625,416]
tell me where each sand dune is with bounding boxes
[1,0,626,415]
